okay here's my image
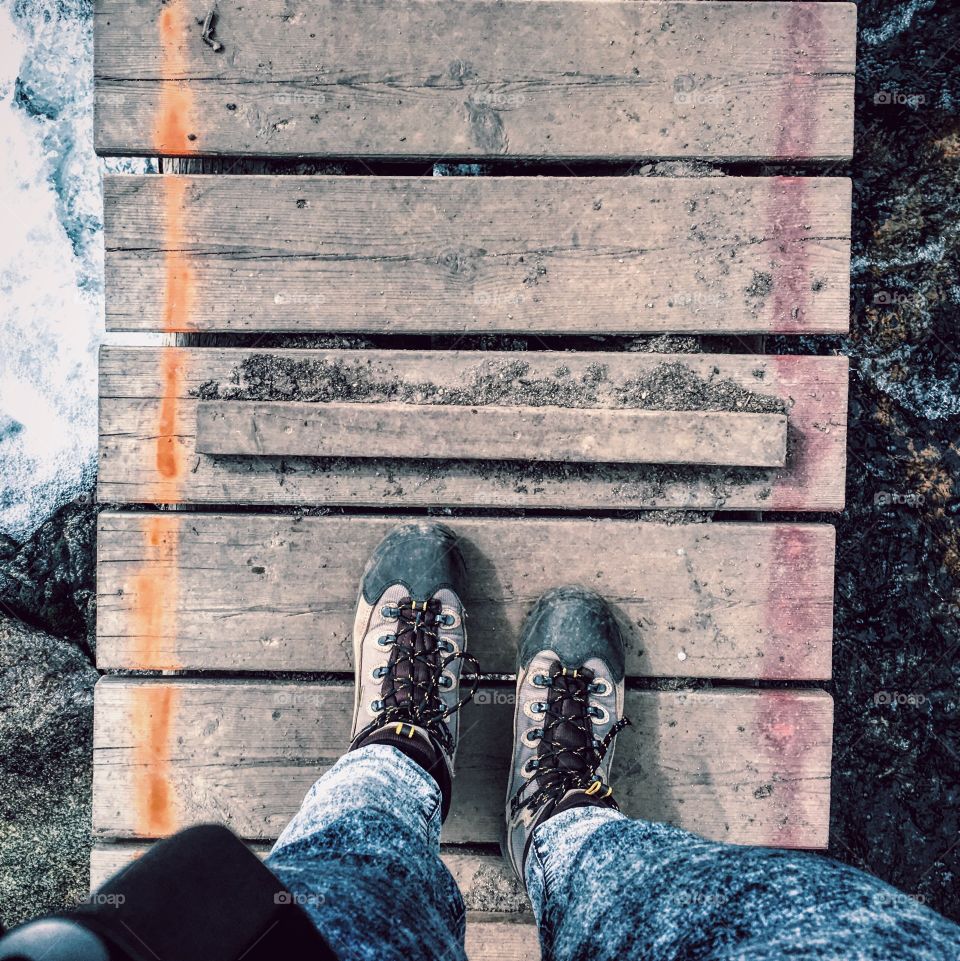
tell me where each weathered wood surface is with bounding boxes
[96,512,835,679]
[94,0,856,160]
[90,845,538,961]
[103,175,852,335]
[98,348,848,511]
[92,678,833,847]
[196,400,788,468]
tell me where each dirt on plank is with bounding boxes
[193,354,786,415]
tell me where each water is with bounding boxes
[0,0,154,540]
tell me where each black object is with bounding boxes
[0,825,335,961]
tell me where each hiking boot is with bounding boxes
[349,523,478,820]
[503,586,630,882]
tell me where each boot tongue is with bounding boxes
[539,664,596,784]
[382,598,442,714]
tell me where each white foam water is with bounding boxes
[0,0,155,539]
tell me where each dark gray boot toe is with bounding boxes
[517,585,625,681]
[360,522,466,604]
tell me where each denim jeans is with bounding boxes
[267,745,960,961]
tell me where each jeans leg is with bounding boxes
[266,744,466,961]
[525,809,960,961]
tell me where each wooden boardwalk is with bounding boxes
[93,1,855,957]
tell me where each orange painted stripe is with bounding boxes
[159,176,195,333]
[154,177,192,499]
[155,1,197,155]
[130,515,182,671]
[154,345,187,497]
[132,685,180,837]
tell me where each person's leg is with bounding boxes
[525,809,960,961]
[267,743,465,961]
[266,522,478,961]
[502,586,960,961]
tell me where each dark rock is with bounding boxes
[0,616,97,927]
[0,496,97,655]
[811,0,960,923]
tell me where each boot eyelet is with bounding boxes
[372,666,388,680]
[440,640,458,655]
[523,727,543,745]
[438,608,461,628]
[523,758,539,775]
[380,605,399,618]
[532,674,553,687]
[588,678,612,696]
[588,705,610,724]
[369,699,384,713]
[439,672,456,689]
[523,700,547,719]
[377,634,395,647]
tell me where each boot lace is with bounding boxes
[510,663,629,818]
[360,596,479,754]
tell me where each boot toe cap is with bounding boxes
[361,523,466,604]
[517,585,625,681]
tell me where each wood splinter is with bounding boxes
[201,9,223,51]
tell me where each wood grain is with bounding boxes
[196,400,788,467]
[94,0,856,160]
[98,348,849,512]
[103,175,852,335]
[96,512,835,679]
[92,678,833,847]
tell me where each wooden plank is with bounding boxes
[98,348,848,512]
[91,678,833,848]
[103,175,851,335]
[196,401,788,468]
[94,0,856,160]
[96,512,835,680]
[463,917,539,961]
[90,846,538,961]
